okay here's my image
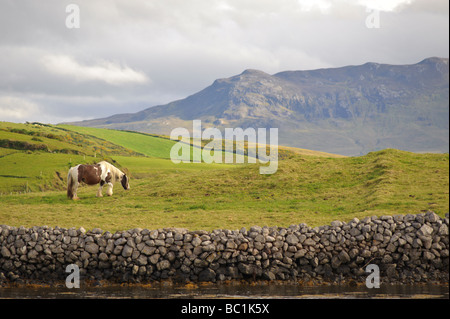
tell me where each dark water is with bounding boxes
[0,283,448,299]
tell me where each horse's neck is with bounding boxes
[108,164,123,178]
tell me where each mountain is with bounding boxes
[68,57,449,156]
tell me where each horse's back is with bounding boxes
[74,163,102,185]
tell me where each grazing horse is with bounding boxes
[67,161,130,200]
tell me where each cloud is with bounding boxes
[298,0,333,13]
[0,0,448,124]
[0,96,40,122]
[355,0,414,11]
[41,54,150,86]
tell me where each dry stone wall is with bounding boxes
[1,211,448,285]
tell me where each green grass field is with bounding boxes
[0,122,448,232]
[57,125,177,158]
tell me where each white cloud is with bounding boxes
[298,0,333,13]
[0,96,40,122]
[355,0,414,11]
[296,0,416,13]
[41,54,150,86]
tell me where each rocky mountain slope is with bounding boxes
[69,57,449,156]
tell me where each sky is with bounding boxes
[0,0,448,124]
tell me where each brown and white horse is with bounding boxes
[67,161,130,200]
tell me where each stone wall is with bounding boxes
[1,211,448,285]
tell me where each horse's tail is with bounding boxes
[67,167,76,199]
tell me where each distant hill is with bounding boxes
[68,57,449,156]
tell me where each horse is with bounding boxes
[67,161,130,200]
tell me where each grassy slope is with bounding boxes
[58,125,248,163]
[0,121,142,193]
[0,122,140,157]
[57,125,176,159]
[59,125,344,160]
[0,151,96,193]
[0,122,448,232]
[1,135,448,232]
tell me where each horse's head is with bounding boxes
[121,174,130,190]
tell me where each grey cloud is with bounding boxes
[0,0,448,124]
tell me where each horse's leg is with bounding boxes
[96,181,104,197]
[97,184,103,197]
[106,183,114,196]
[73,181,80,200]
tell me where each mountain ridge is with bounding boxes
[67,57,449,156]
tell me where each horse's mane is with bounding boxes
[99,161,125,181]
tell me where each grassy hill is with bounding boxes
[59,124,344,160]
[1,122,141,156]
[57,124,177,159]
[0,122,142,193]
[0,122,448,232]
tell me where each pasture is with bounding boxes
[0,122,448,232]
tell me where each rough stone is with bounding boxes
[198,269,216,282]
[286,234,299,245]
[418,224,434,237]
[85,243,99,255]
[121,245,134,258]
[338,250,351,263]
